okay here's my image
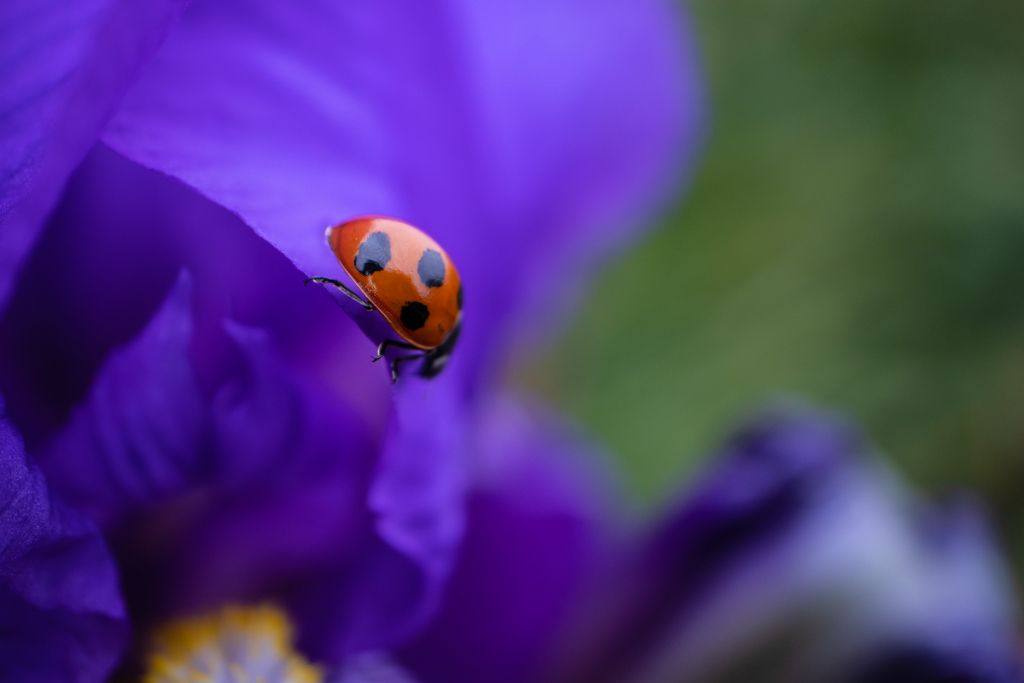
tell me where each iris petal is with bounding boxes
[0,393,128,683]
[290,375,468,659]
[550,407,1022,683]
[0,145,385,449]
[0,0,187,305]
[101,0,704,386]
[36,271,204,525]
[400,395,618,683]
[27,267,453,657]
[163,321,374,620]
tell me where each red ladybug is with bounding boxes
[306,216,462,382]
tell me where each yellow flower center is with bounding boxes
[144,604,321,683]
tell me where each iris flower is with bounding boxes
[1,0,700,679]
[524,408,1024,683]
[1,0,1019,682]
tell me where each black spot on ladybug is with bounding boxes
[355,231,390,275]
[417,249,446,288]
[456,283,463,310]
[401,301,430,330]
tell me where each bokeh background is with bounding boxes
[523,0,1024,581]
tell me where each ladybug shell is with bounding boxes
[328,216,462,350]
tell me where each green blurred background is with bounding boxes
[523,0,1024,577]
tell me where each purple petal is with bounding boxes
[58,300,439,659]
[0,0,186,306]
[554,407,858,683]
[20,232,450,651]
[292,536,439,662]
[0,144,386,448]
[101,0,704,385]
[37,293,382,636]
[399,396,618,683]
[293,375,468,659]
[552,406,1022,683]
[370,378,468,628]
[172,323,465,658]
[148,321,375,619]
[0,394,128,682]
[35,271,205,525]
[845,498,1024,682]
[333,653,420,683]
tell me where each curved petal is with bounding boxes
[551,406,1022,683]
[291,375,469,660]
[31,269,456,656]
[334,653,420,683]
[23,241,461,657]
[0,0,186,306]
[369,377,468,634]
[152,321,376,620]
[0,144,386,448]
[0,394,128,682]
[399,395,619,683]
[101,0,704,386]
[174,323,467,659]
[35,271,205,526]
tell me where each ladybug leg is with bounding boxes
[419,316,461,378]
[372,339,421,362]
[303,277,374,310]
[390,353,426,383]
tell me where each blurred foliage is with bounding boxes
[521,0,1024,573]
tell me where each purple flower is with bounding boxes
[4,0,1015,682]
[402,407,1024,683]
[0,0,702,679]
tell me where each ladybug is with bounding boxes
[305,216,462,382]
